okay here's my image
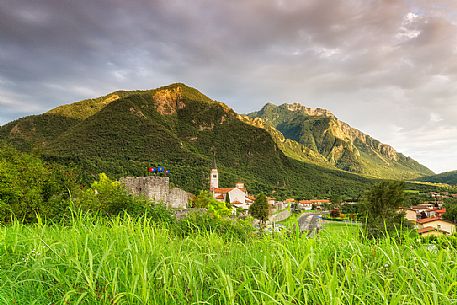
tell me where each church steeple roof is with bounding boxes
[212,154,217,169]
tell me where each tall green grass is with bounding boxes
[0,215,456,304]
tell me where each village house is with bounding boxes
[405,203,444,220]
[405,209,418,222]
[416,217,456,236]
[285,198,295,206]
[298,200,313,210]
[417,226,449,237]
[296,199,330,210]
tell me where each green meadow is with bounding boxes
[1,215,456,305]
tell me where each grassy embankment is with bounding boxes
[1,214,457,304]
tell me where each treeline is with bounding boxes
[0,143,255,240]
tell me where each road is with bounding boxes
[297,212,324,236]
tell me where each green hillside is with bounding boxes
[0,83,372,199]
[415,170,457,185]
[247,103,433,180]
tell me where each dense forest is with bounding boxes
[0,84,376,199]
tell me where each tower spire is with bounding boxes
[212,149,217,169]
[210,148,219,190]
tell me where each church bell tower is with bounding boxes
[210,153,218,191]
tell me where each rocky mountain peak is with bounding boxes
[281,103,335,118]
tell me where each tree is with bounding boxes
[249,193,270,226]
[225,193,232,209]
[443,203,457,224]
[192,191,214,208]
[208,199,231,219]
[330,195,343,209]
[79,173,133,216]
[361,181,409,239]
[192,190,230,218]
[0,144,77,224]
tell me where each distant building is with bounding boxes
[405,209,418,222]
[298,199,330,210]
[417,226,447,237]
[298,200,313,210]
[209,158,252,210]
[209,157,219,191]
[416,217,456,236]
[405,205,447,222]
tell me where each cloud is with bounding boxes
[0,0,456,172]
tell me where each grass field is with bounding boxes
[1,214,457,304]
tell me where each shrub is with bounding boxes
[0,145,77,224]
[330,208,341,218]
[174,211,254,241]
[361,181,411,239]
[75,173,175,224]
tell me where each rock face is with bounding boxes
[120,176,188,209]
[152,86,186,115]
[247,102,434,179]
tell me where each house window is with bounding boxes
[437,224,441,230]
[213,175,217,178]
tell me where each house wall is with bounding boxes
[302,204,313,210]
[229,188,246,204]
[405,210,417,222]
[420,230,445,237]
[418,220,456,234]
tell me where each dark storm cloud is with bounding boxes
[1,0,456,172]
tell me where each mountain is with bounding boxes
[415,170,457,185]
[0,83,371,199]
[247,103,433,180]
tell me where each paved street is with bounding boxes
[298,212,323,236]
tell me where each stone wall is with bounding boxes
[120,176,188,209]
[168,188,189,209]
[269,209,291,222]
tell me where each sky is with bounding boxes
[0,0,456,173]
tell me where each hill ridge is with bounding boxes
[247,102,433,179]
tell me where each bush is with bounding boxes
[330,208,341,218]
[174,211,254,241]
[361,181,411,239]
[0,145,78,224]
[75,173,175,224]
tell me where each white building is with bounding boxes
[209,158,252,210]
[416,217,456,235]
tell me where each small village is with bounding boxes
[404,192,457,236]
[120,159,457,237]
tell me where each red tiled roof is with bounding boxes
[232,200,241,204]
[214,187,247,194]
[299,199,330,204]
[416,216,442,224]
[435,208,446,214]
[215,194,224,199]
[418,226,435,234]
[213,188,234,194]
